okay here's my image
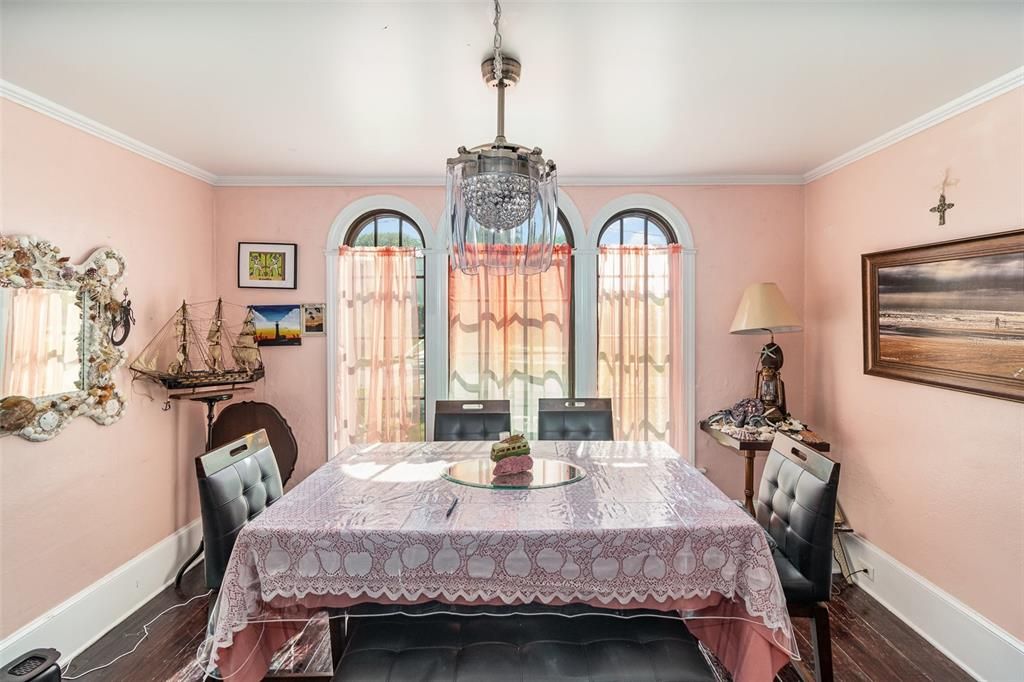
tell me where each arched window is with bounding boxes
[598,210,675,247]
[346,211,426,250]
[448,212,576,437]
[596,209,684,450]
[337,210,427,442]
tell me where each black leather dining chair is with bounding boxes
[195,429,285,591]
[433,400,511,441]
[756,433,841,682]
[537,398,614,441]
[195,429,347,672]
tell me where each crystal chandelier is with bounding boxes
[446,0,559,275]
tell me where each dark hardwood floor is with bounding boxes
[62,567,971,682]
[778,586,972,682]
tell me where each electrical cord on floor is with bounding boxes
[831,566,870,597]
[61,590,212,680]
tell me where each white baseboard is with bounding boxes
[842,533,1024,681]
[0,519,203,667]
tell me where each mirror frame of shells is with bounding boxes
[1,235,127,441]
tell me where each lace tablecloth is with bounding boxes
[203,440,796,681]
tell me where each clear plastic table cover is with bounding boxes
[199,440,797,681]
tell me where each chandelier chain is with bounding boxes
[492,0,503,83]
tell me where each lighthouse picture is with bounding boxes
[250,304,303,346]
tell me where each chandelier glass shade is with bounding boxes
[447,139,558,276]
[446,3,559,276]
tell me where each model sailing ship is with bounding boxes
[130,299,264,390]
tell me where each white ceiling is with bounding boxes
[2,1,1022,181]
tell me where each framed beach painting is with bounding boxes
[250,304,302,346]
[238,242,297,289]
[862,229,1023,403]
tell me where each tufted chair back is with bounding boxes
[537,398,614,441]
[434,400,511,441]
[756,433,840,603]
[196,429,283,590]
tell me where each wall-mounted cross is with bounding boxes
[930,169,958,226]
[929,193,955,226]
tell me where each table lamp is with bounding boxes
[729,282,802,422]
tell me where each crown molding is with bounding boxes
[214,175,443,187]
[5,68,1021,190]
[803,66,1024,183]
[213,174,807,187]
[561,175,807,187]
[0,79,217,184]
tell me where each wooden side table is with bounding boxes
[699,420,831,514]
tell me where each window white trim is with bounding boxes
[582,194,698,464]
[325,195,441,456]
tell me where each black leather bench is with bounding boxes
[332,610,718,682]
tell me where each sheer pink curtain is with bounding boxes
[335,247,422,450]
[449,245,572,436]
[598,245,686,453]
[1,288,81,398]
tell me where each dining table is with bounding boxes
[201,440,798,682]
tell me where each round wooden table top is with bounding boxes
[212,401,298,485]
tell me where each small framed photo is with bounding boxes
[250,304,302,346]
[238,242,297,289]
[302,303,326,336]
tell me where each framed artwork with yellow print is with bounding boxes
[238,242,297,289]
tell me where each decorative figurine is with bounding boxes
[755,341,787,422]
[109,289,135,346]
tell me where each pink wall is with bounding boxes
[804,89,1024,638]
[0,101,216,636]
[213,184,807,498]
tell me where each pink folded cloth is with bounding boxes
[492,454,533,476]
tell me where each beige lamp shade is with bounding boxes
[729,282,802,335]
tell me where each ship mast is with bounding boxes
[206,298,225,371]
[173,300,191,375]
[232,308,261,372]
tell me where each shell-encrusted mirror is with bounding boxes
[0,235,127,441]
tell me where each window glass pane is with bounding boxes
[416,277,425,338]
[376,215,401,246]
[402,220,424,249]
[352,224,376,247]
[646,228,668,246]
[415,255,424,277]
[554,223,569,245]
[600,219,622,246]
[622,215,647,245]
